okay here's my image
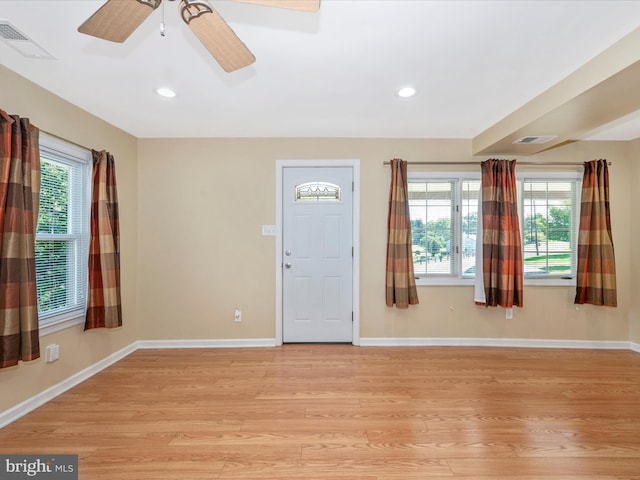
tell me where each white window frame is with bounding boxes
[36,134,91,336]
[409,170,581,287]
[517,171,582,287]
[409,172,479,287]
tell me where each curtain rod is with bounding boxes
[382,160,611,166]
[40,129,92,152]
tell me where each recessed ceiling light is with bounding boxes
[397,86,416,98]
[156,87,176,98]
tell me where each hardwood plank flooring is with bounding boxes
[2,345,640,479]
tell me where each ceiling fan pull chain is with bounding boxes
[180,0,213,24]
[160,0,166,36]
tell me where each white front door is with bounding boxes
[282,167,353,343]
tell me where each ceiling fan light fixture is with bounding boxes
[156,87,177,98]
[397,86,416,98]
[78,0,317,73]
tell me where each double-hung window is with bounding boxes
[408,170,581,286]
[519,173,581,283]
[35,135,91,331]
[408,174,480,284]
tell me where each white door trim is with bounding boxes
[275,160,360,346]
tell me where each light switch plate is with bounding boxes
[261,225,276,236]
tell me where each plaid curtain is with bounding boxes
[385,159,419,308]
[85,150,122,330]
[479,159,523,308]
[0,110,41,368]
[575,159,616,307]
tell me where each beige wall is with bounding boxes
[136,137,465,340]
[630,138,640,344]
[138,137,631,343]
[0,66,138,412]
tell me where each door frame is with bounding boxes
[275,159,360,346]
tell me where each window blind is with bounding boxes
[35,139,91,322]
[521,179,579,278]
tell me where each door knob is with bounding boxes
[284,262,292,269]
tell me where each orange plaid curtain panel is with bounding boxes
[0,110,41,368]
[479,159,523,308]
[385,159,419,308]
[575,159,616,307]
[85,149,122,330]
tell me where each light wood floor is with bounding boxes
[2,345,640,479]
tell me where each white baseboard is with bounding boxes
[0,342,138,429]
[360,337,631,350]
[630,342,640,353]
[137,338,278,349]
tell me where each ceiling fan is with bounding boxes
[78,0,320,72]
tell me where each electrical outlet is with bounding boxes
[505,308,513,320]
[45,344,59,363]
[234,308,242,322]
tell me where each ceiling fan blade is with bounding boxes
[234,0,320,12]
[181,1,255,72]
[78,0,160,43]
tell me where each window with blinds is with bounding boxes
[460,179,480,277]
[407,171,580,285]
[520,178,580,278]
[408,179,455,275]
[35,136,91,324]
[408,177,479,278]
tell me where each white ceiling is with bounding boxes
[2,0,640,140]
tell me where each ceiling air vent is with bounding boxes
[513,135,557,145]
[0,21,55,59]
[0,22,28,41]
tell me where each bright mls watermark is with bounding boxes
[0,455,77,480]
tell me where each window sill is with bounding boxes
[524,278,576,287]
[416,277,475,287]
[39,313,85,336]
[415,278,576,288]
